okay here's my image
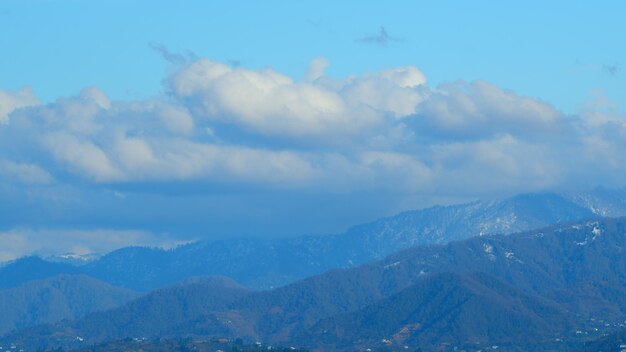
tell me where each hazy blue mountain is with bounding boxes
[2,191,625,292]
[335,191,598,263]
[300,272,570,351]
[6,217,625,351]
[566,188,626,217]
[78,191,618,291]
[0,275,139,336]
[58,276,250,342]
[1,276,251,349]
[0,257,79,289]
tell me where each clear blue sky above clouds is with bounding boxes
[2,0,624,112]
[0,1,625,260]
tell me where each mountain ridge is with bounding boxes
[5,216,625,351]
[0,274,139,337]
[4,190,623,292]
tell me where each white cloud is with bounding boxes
[40,128,320,184]
[338,73,425,117]
[427,135,564,195]
[80,86,111,110]
[413,80,562,139]
[3,57,626,241]
[1,57,626,200]
[304,57,330,82]
[0,159,53,184]
[111,139,318,185]
[168,59,426,137]
[359,151,433,191]
[377,66,426,88]
[169,59,365,137]
[44,132,124,182]
[158,104,194,135]
[0,87,40,123]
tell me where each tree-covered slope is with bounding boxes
[0,275,139,336]
[6,217,625,351]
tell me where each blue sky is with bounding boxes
[0,1,625,260]
[2,1,624,112]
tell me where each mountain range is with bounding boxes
[3,216,625,351]
[3,190,626,293]
[0,275,138,336]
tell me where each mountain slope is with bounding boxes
[2,191,622,292]
[581,328,626,351]
[0,256,79,289]
[0,275,139,336]
[211,218,626,346]
[6,217,625,351]
[566,187,626,217]
[301,272,571,351]
[1,276,251,347]
[72,276,251,341]
[336,191,597,263]
[80,192,617,291]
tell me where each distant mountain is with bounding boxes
[0,276,250,349]
[2,191,625,292]
[6,217,625,351]
[0,275,139,336]
[566,188,626,217]
[335,191,598,263]
[76,191,625,291]
[60,276,250,341]
[300,272,570,351]
[0,257,79,289]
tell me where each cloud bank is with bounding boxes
[2,58,622,193]
[1,57,626,253]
